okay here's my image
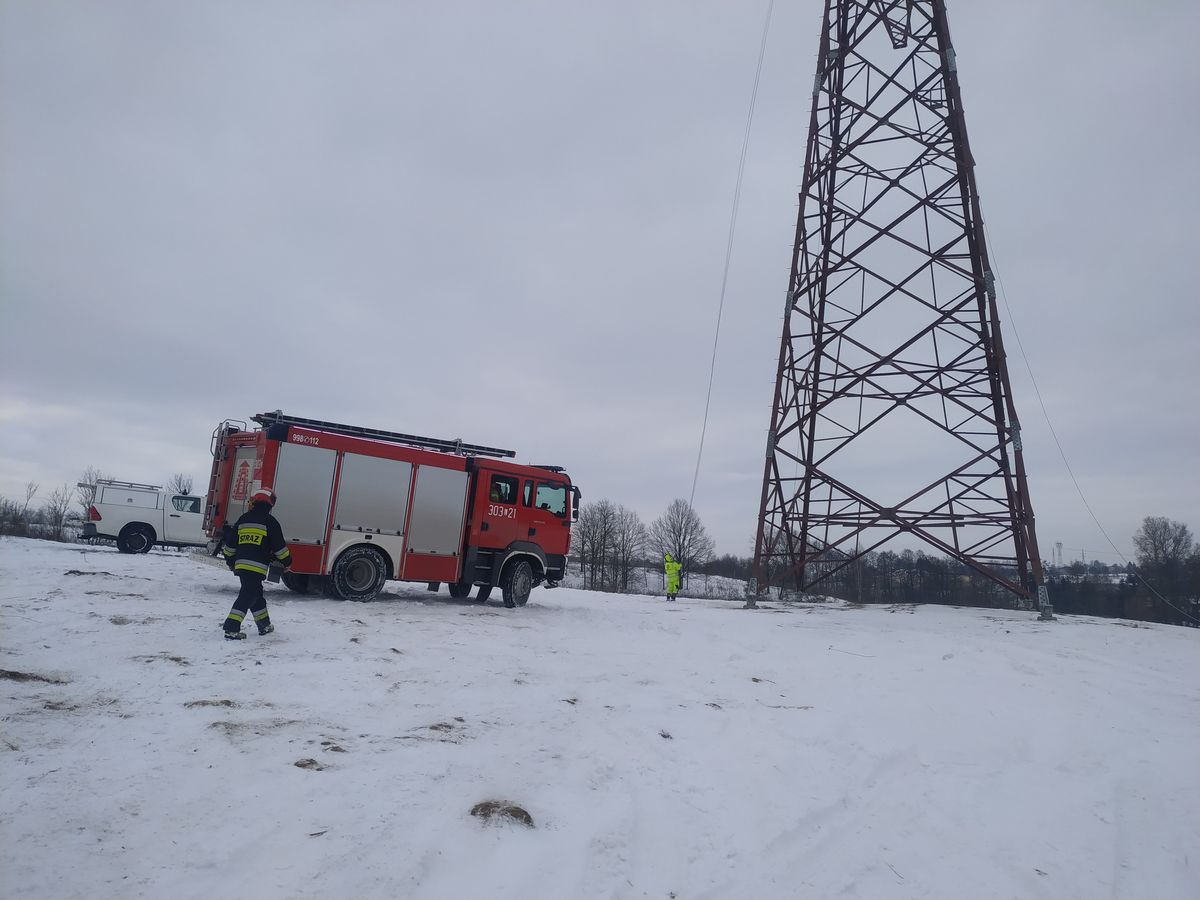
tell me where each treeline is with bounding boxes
[763,517,1198,626]
[744,547,1037,608]
[0,482,78,541]
[711,539,1196,627]
[573,498,1198,627]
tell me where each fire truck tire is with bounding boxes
[281,571,310,594]
[448,582,473,599]
[117,524,154,555]
[331,546,388,602]
[500,559,533,608]
[476,585,492,603]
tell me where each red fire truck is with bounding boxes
[204,411,579,606]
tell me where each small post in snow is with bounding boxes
[743,577,758,610]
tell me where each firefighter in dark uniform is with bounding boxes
[222,488,291,640]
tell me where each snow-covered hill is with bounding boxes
[2,537,1197,899]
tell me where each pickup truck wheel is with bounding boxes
[476,585,492,604]
[281,572,310,594]
[500,559,533,608]
[448,582,473,599]
[117,525,154,554]
[330,546,387,602]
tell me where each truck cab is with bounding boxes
[82,479,207,553]
[464,462,574,590]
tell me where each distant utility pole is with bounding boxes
[752,0,1052,620]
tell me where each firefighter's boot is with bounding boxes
[253,609,272,635]
[224,630,246,641]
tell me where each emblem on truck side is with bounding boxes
[232,462,250,501]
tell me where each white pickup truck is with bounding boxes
[81,479,208,553]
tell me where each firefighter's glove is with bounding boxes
[226,558,236,571]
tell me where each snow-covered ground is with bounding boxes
[2,536,1198,899]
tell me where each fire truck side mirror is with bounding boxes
[571,486,581,522]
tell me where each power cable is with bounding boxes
[983,221,1199,626]
[689,0,776,512]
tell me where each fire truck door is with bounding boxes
[527,480,568,547]
[480,471,522,548]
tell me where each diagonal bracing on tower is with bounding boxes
[753,0,1050,612]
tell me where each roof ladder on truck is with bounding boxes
[250,411,517,459]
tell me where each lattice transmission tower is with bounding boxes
[752,0,1050,615]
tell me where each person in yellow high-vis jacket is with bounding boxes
[664,553,682,601]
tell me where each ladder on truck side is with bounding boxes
[250,411,517,459]
[205,419,249,533]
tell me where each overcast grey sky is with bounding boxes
[2,0,1197,561]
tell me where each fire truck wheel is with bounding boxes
[448,582,473,599]
[476,585,492,603]
[500,559,534,608]
[331,546,388,602]
[281,571,310,594]
[117,524,154,555]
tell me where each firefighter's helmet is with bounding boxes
[250,488,277,508]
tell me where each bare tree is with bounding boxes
[1134,517,1195,569]
[44,484,76,541]
[1133,516,1198,605]
[607,505,648,593]
[0,482,42,537]
[22,481,38,520]
[574,499,618,590]
[167,473,194,495]
[76,465,109,517]
[649,499,716,586]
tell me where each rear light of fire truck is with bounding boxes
[88,506,102,521]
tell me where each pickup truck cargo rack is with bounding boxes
[82,479,164,491]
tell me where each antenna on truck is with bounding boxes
[250,411,517,459]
